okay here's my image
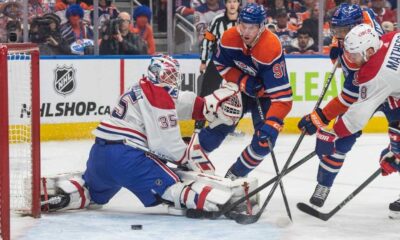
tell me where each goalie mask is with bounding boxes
[148,54,182,91]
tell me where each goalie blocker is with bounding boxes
[40,170,259,216]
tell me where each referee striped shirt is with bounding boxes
[200,12,237,63]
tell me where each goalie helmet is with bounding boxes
[147,54,181,90]
[344,23,381,62]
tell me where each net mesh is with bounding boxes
[8,52,33,214]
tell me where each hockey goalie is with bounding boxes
[40,54,259,218]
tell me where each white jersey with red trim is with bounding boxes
[334,31,400,138]
[93,77,204,162]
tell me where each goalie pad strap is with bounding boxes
[42,178,49,211]
[70,179,87,209]
[197,185,212,210]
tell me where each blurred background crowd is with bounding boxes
[0,0,398,56]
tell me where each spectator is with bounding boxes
[370,0,397,24]
[60,4,94,55]
[55,0,91,25]
[382,20,395,32]
[100,12,147,55]
[132,5,155,55]
[0,14,8,43]
[55,0,91,11]
[5,20,22,43]
[274,9,298,53]
[29,13,70,55]
[28,0,52,23]
[267,0,290,19]
[286,27,318,54]
[266,23,277,33]
[90,0,119,28]
[194,0,225,43]
[175,0,196,23]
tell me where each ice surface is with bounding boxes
[11,134,400,239]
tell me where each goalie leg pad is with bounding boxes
[182,131,216,175]
[161,180,232,212]
[41,172,90,212]
[175,170,259,213]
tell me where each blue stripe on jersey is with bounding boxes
[96,127,146,143]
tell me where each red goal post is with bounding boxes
[0,44,41,240]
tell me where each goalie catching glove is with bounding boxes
[203,82,243,129]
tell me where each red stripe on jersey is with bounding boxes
[183,186,191,204]
[267,89,292,99]
[333,117,352,138]
[100,122,147,140]
[150,156,180,182]
[192,97,205,120]
[197,186,213,210]
[140,79,175,109]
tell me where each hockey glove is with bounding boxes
[379,147,400,176]
[256,117,283,148]
[389,126,400,154]
[329,46,342,61]
[239,75,264,98]
[298,108,330,135]
[315,128,337,156]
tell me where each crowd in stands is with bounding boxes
[0,0,398,55]
[0,0,154,55]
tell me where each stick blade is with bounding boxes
[231,212,261,225]
[297,202,330,221]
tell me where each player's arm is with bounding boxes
[213,42,243,84]
[261,55,293,122]
[333,79,390,138]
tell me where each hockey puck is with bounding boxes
[131,224,142,230]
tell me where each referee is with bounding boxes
[196,0,241,129]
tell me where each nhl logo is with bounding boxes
[54,65,76,96]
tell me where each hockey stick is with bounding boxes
[297,168,381,221]
[123,139,179,165]
[186,151,316,219]
[255,96,292,222]
[231,61,339,224]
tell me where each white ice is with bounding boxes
[11,134,400,240]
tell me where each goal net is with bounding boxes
[0,44,41,240]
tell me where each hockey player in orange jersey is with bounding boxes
[197,3,293,180]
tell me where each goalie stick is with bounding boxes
[297,168,381,221]
[186,151,316,220]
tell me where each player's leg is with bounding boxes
[120,151,231,213]
[389,197,400,219]
[310,131,362,207]
[225,97,274,179]
[379,101,400,217]
[82,140,129,205]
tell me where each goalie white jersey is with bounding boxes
[93,77,205,162]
